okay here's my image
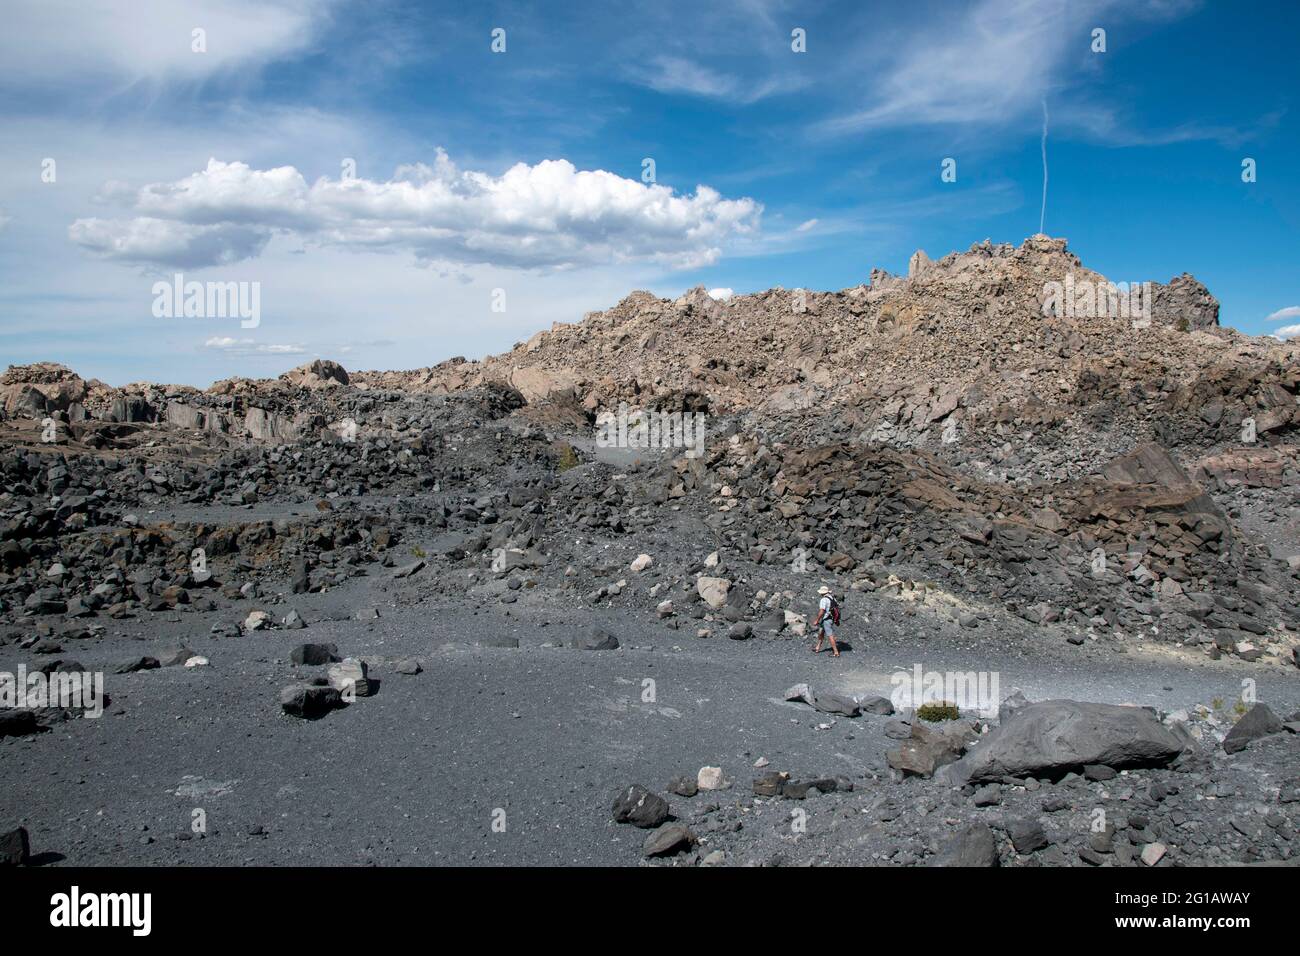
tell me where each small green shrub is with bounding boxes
[556,443,580,471]
[411,546,426,559]
[917,701,960,722]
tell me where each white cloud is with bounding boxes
[631,55,798,104]
[70,218,270,269]
[1266,306,1300,341]
[816,0,1197,136]
[70,153,762,271]
[795,218,818,232]
[639,56,738,98]
[707,288,734,301]
[820,0,1072,133]
[0,0,338,88]
[203,336,305,354]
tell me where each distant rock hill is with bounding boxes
[4,236,1295,467]
[350,236,1291,455]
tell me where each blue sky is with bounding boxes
[0,0,1295,386]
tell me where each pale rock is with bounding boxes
[697,766,725,790]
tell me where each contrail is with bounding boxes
[1039,97,1049,235]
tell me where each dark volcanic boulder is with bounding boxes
[1222,703,1284,754]
[571,627,619,651]
[290,643,340,666]
[939,700,1186,785]
[611,785,669,828]
[643,823,695,858]
[930,823,999,867]
[0,827,30,866]
[859,695,895,716]
[810,692,860,717]
[0,710,42,737]
[279,683,343,719]
[1006,817,1050,854]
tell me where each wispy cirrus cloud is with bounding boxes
[69,152,763,271]
[1062,102,1284,148]
[0,0,341,90]
[631,55,801,104]
[814,0,1213,141]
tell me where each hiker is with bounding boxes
[811,585,840,657]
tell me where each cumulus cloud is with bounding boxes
[707,288,734,301]
[1267,306,1300,340]
[70,218,270,269]
[70,153,762,271]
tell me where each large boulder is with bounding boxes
[939,700,1186,785]
[1222,703,1284,754]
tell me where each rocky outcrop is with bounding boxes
[280,359,350,389]
[1151,273,1220,331]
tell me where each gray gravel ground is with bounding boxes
[3,568,1296,866]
